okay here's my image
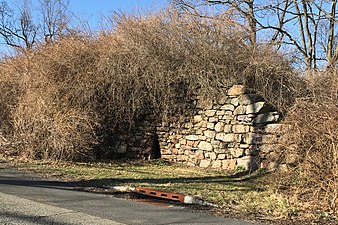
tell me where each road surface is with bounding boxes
[0,166,265,225]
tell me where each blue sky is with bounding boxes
[67,0,169,31]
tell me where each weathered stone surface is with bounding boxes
[253,113,278,124]
[198,141,213,151]
[230,98,239,106]
[210,152,217,160]
[234,106,246,115]
[209,117,218,123]
[243,133,262,144]
[230,148,244,158]
[237,115,253,122]
[216,110,225,116]
[211,160,222,168]
[196,150,205,160]
[238,94,262,105]
[204,130,216,139]
[207,122,215,129]
[186,135,199,141]
[239,144,250,149]
[218,154,226,160]
[177,155,188,161]
[197,99,213,110]
[222,159,237,170]
[199,159,211,168]
[218,96,228,105]
[193,115,203,123]
[228,85,246,96]
[224,125,232,133]
[237,156,258,170]
[246,102,265,114]
[232,124,250,133]
[215,122,224,132]
[220,104,235,111]
[187,162,196,167]
[184,122,193,129]
[205,110,217,117]
[198,135,207,140]
[216,133,235,142]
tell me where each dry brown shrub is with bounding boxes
[0,12,298,161]
[277,72,338,213]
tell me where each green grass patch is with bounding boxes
[2,158,300,219]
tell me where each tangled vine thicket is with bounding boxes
[0,12,299,161]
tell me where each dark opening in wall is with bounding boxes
[150,134,161,159]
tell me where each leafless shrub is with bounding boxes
[0,12,298,161]
[277,72,338,213]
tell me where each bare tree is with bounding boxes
[0,0,38,50]
[40,0,70,43]
[0,0,70,51]
[173,0,338,71]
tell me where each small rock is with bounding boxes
[186,135,199,141]
[205,110,217,117]
[220,104,235,111]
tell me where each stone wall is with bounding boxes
[112,85,285,171]
[156,85,284,171]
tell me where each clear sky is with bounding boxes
[66,0,169,31]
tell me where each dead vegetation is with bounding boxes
[276,72,338,214]
[0,12,298,161]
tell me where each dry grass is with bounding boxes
[276,72,338,214]
[5,158,298,220]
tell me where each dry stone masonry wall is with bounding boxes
[156,85,284,171]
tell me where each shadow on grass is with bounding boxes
[0,166,268,194]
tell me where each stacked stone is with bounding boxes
[158,85,283,171]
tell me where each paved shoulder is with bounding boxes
[0,192,123,225]
[0,168,264,225]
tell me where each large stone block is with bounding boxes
[215,133,235,142]
[232,124,251,133]
[215,122,224,132]
[198,141,213,151]
[185,135,199,141]
[222,159,237,170]
[237,156,258,171]
[238,94,263,105]
[212,160,223,168]
[197,98,213,109]
[233,106,246,115]
[228,85,246,96]
[230,148,244,158]
[199,159,211,168]
[204,130,216,139]
[220,104,235,111]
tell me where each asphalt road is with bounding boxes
[0,167,264,225]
